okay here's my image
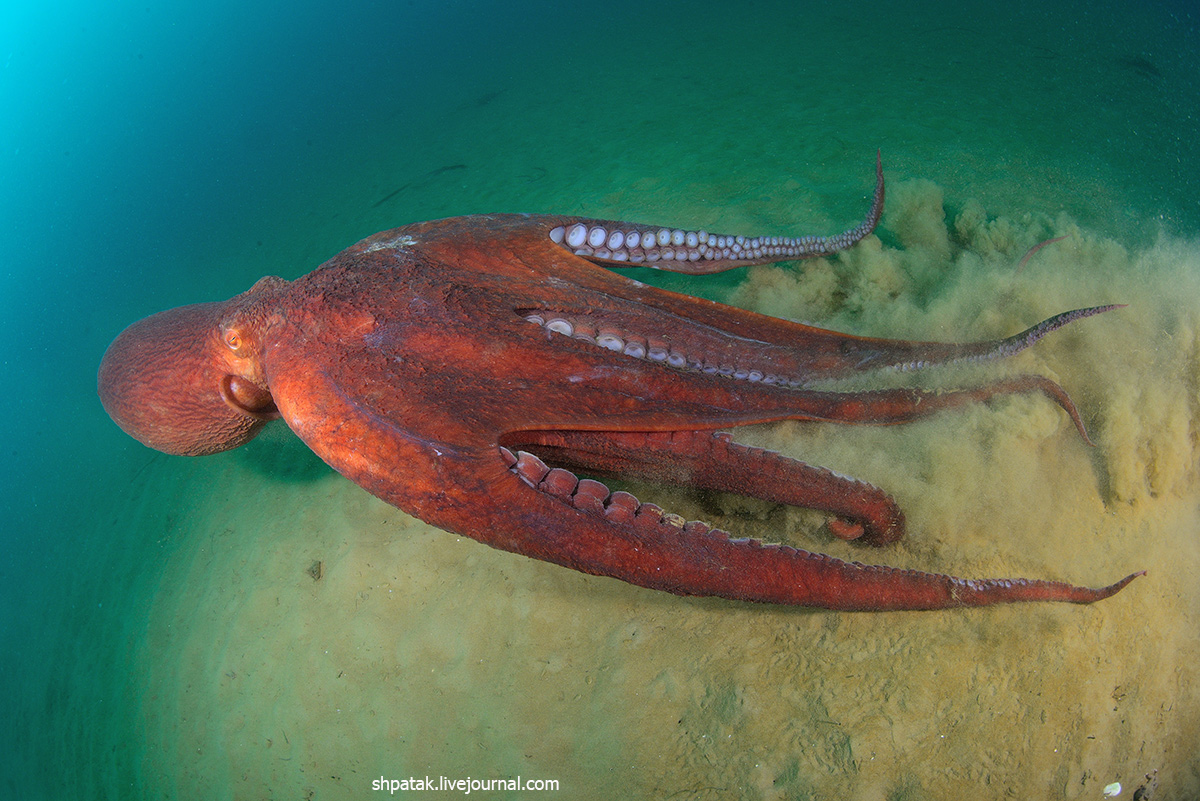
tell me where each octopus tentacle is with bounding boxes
[545,151,884,275]
[504,428,906,546]
[750,374,1096,446]
[497,366,1095,449]
[881,305,1126,375]
[493,446,1141,610]
[518,304,1120,394]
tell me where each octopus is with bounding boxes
[97,155,1140,611]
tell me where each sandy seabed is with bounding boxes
[132,180,1199,800]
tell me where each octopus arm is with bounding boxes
[480,445,1139,611]
[264,345,1139,611]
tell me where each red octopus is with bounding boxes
[98,155,1140,610]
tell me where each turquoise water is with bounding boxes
[2,0,1197,798]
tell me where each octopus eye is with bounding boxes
[223,330,242,351]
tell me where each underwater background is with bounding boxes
[2,0,1197,798]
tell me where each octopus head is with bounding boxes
[98,277,286,456]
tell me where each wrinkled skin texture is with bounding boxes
[98,158,1140,610]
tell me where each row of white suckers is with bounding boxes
[522,312,809,387]
[548,222,831,262]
